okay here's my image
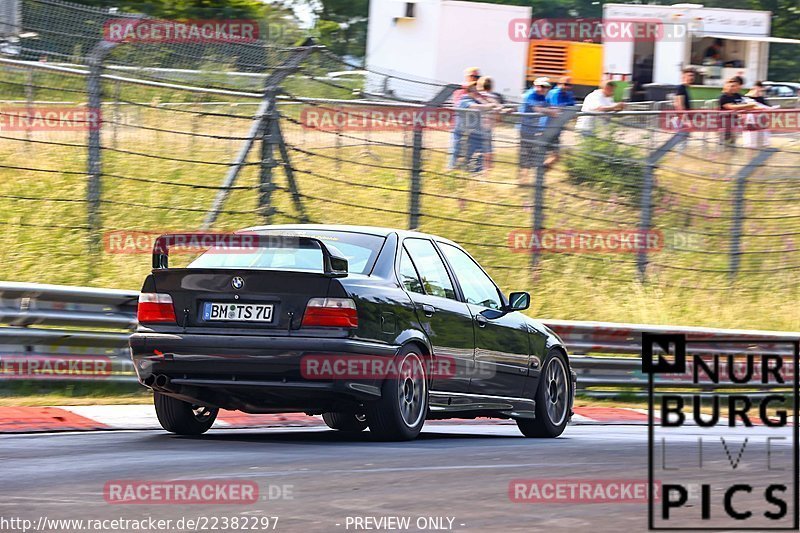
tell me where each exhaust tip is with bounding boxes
[154,374,169,389]
[142,375,156,387]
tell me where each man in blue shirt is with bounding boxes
[519,77,550,136]
[518,77,557,181]
[546,76,576,107]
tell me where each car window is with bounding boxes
[403,239,456,299]
[188,231,384,275]
[440,243,502,310]
[399,246,424,294]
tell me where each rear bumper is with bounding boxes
[129,332,399,409]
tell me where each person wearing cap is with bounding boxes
[545,76,576,107]
[448,67,482,170]
[518,77,557,180]
[575,81,625,134]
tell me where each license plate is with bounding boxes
[202,302,274,323]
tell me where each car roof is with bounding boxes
[763,81,800,88]
[240,224,461,248]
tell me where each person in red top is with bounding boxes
[448,67,481,170]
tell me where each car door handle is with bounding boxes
[421,304,436,317]
[475,315,488,327]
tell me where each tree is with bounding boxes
[68,0,271,19]
[308,0,368,58]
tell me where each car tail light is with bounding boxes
[301,298,358,328]
[137,293,176,323]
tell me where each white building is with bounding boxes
[603,3,800,87]
[365,0,532,102]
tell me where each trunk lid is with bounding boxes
[152,268,335,332]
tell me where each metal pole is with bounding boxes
[24,68,33,143]
[528,108,577,269]
[202,44,318,229]
[409,127,423,229]
[531,154,547,268]
[637,131,688,280]
[407,84,460,230]
[729,148,777,277]
[637,163,655,281]
[274,120,309,222]
[86,40,121,259]
[259,92,278,224]
[112,79,120,149]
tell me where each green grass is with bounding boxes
[0,74,798,333]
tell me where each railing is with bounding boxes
[0,282,797,395]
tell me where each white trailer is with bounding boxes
[603,3,800,88]
[365,0,532,101]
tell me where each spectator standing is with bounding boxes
[447,67,481,170]
[458,82,500,173]
[545,76,576,107]
[673,68,695,111]
[745,81,769,106]
[518,77,556,183]
[543,76,575,166]
[672,68,695,150]
[575,81,624,134]
[743,81,773,148]
[719,76,758,146]
[477,76,505,172]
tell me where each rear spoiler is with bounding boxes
[151,232,349,277]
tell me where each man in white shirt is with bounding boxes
[576,81,625,134]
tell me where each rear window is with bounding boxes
[187,231,385,275]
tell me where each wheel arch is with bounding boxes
[394,329,433,358]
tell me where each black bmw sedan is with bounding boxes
[129,225,576,441]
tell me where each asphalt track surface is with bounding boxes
[0,423,794,533]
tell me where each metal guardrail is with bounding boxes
[0,282,797,395]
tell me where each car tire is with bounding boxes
[365,347,428,441]
[322,412,368,432]
[154,392,218,435]
[517,349,572,438]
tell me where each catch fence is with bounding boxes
[0,0,798,330]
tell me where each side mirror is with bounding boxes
[507,291,530,311]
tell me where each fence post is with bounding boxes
[202,42,317,229]
[258,90,278,223]
[409,126,423,230]
[112,79,120,149]
[408,84,459,230]
[637,131,687,280]
[729,148,777,277]
[86,39,124,258]
[529,108,577,268]
[24,68,33,142]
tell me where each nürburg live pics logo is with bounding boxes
[644,332,799,530]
